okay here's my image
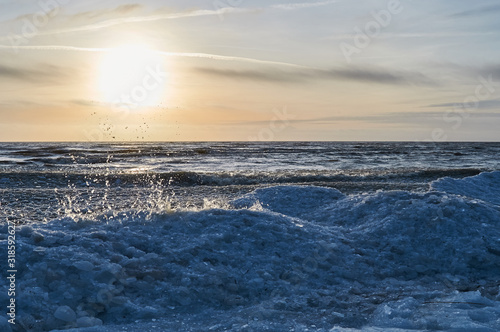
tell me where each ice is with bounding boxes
[1,172,500,331]
[230,185,344,220]
[432,171,500,206]
[73,261,94,272]
[76,316,103,328]
[54,306,77,323]
[370,291,500,331]
[0,316,13,332]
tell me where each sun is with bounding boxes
[98,44,166,108]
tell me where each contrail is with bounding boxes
[0,7,254,42]
[0,1,337,42]
[0,44,312,69]
[0,44,107,52]
[271,1,337,10]
[156,51,310,69]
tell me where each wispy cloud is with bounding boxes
[479,65,500,78]
[114,4,142,14]
[1,42,434,86]
[196,66,436,86]
[325,31,496,41]
[0,2,337,42]
[0,44,308,69]
[237,111,500,126]
[0,42,435,87]
[0,63,69,82]
[427,99,500,110]
[327,67,434,86]
[71,4,143,20]
[451,4,500,17]
[0,44,107,52]
[0,64,27,79]
[271,1,337,10]
[196,68,306,83]
[70,99,115,108]
[0,7,254,42]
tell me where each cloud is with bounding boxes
[0,2,336,42]
[326,31,496,41]
[322,68,434,85]
[0,64,27,79]
[195,66,436,86]
[0,99,42,107]
[195,68,307,83]
[451,4,500,17]
[427,99,500,110]
[0,7,254,42]
[480,65,500,78]
[0,44,307,69]
[0,43,434,86]
[72,4,142,20]
[71,99,98,107]
[115,4,142,14]
[70,99,119,108]
[0,44,108,52]
[0,63,70,82]
[238,111,500,126]
[271,1,337,10]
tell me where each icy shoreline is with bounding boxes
[1,172,500,331]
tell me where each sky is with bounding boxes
[0,0,499,141]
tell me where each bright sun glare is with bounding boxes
[98,45,166,108]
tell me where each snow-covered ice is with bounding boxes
[1,172,500,331]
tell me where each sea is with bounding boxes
[1,142,500,331]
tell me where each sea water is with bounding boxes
[0,142,499,331]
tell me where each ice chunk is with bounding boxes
[54,305,76,323]
[77,316,103,328]
[73,260,94,271]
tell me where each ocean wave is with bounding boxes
[1,142,499,174]
[0,168,487,189]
